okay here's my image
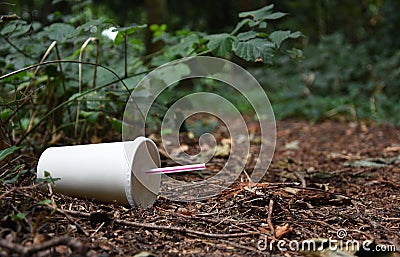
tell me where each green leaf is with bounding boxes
[0,108,13,121]
[114,24,147,44]
[206,33,234,56]
[231,18,252,34]
[11,212,26,221]
[35,171,60,184]
[0,164,25,185]
[86,91,103,110]
[0,146,21,162]
[37,199,52,206]
[77,18,109,33]
[287,48,304,59]
[265,12,287,20]
[43,23,76,42]
[233,38,275,62]
[115,24,146,34]
[239,4,274,20]
[269,30,302,48]
[0,20,27,36]
[237,31,258,41]
[107,116,123,132]
[80,111,100,124]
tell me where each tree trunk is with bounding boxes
[145,0,165,56]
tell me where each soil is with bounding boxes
[1,120,399,257]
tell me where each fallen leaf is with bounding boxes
[258,226,270,234]
[177,207,192,216]
[344,156,400,168]
[133,251,156,257]
[285,140,300,150]
[90,135,102,144]
[275,223,292,239]
[282,187,301,195]
[383,145,400,153]
[214,140,231,157]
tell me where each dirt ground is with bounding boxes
[1,120,399,256]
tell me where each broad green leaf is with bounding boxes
[0,108,13,121]
[269,30,302,48]
[86,92,103,110]
[115,24,146,34]
[206,33,234,56]
[237,31,258,41]
[0,146,21,162]
[43,23,76,42]
[164,33,200,58]
[80,111,100,124]
[114,24,147,44]
[156,63,191,85]
[287,48,304,59]
[76,18,108,33]
[259,21,267,28]
[108,117,123,132]
[233,38,275,62]
[238,4,274,20]
[0,20,27,36]
[265,12,287,20]
[231,18,252,34]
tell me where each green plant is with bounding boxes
[0,3,301,150]
[253,32,400,126]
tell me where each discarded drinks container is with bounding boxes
[36,137,161,208]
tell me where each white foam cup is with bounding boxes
[36,137,161,208]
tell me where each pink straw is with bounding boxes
[145,163,206,174]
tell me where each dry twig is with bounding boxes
[0,235,83,256]
[293,170,306,187]
[58,208,257,239]
[267,199,275,239]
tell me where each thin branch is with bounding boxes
[0,235,83,256]
[0,60,130,93]
[119,218,256,238]
[26,41,58,132]
[53,208,89,236]
[124,34,128,78]
[293,171,306,187]
[0,182,44,200]
[76,37,99,136]
[54,43,73,123]
[56,208,257,239]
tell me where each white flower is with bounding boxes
[101,27,118,41]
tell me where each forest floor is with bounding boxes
[0,120,399,257]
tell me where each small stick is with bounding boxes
[293,171,306,187]
[54,208,257,239]
[145,163,206,174]
[0,235,83,256]
[267,199,275,239]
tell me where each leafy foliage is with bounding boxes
[0,3,300,150]
[253,32,400,126]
